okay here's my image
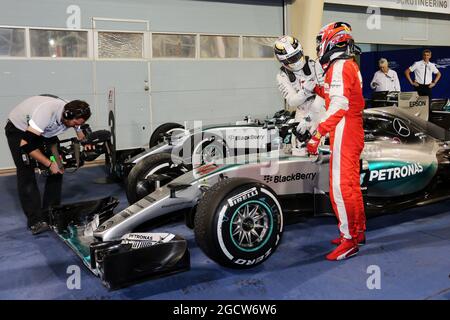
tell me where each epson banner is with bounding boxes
[325,0,450,15]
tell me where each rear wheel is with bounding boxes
[149,123,184,148]
[194,177,283,268]
[126,153,187,204]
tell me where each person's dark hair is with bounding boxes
[63,100,91,121]
[423,49,432,55]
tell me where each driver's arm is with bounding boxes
[276,73,309,108]
[316,62,352,136]
[314,84,325,98]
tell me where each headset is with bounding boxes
[63,106,91,120]
[40,94,91,120]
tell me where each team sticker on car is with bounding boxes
[233,247,274,266]
[369,163,423,182]
[263,172,317,184]
[227,187,259,207]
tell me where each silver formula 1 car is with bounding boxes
[368,90,450,129]
[123,91,450,206]
[123,109,300,204]
[58,106,450,280]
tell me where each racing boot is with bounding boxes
[326,238,359,261]
[331,232,366,246]
[357,231,366,246]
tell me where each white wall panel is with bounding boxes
[323,4,450,46]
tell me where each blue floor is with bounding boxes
[1,166,450,300]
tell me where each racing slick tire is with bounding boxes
[149,122,184,148]
[126,153,186,204]
[194,177,283,269]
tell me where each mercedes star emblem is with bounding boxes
[393,118,410,137]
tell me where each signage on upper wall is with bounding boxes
[66,5,81,29]
[325,0,450,15]
[436,58,450,68]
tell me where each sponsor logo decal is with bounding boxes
[233,248,272,265]
[227,134,265,141]
[145,196,157,203]
[409,100,426,107]
[195,163,218,176]
[120,211,132,218]
[369,163,423,182]
[436,58,450,69]
[263,172,317,183]
[393,118,411,137]
[125,233,155,241]
[388,61,400,70]
[396,0,449,10]
[330,79,342,89]
[133,202,146,209]
[227,187,259,207]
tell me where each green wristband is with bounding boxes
[47,156,56,168]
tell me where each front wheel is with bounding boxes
[194,177,283,269]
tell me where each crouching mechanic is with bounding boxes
[5,95,92,235]
[274,35,325,156]
[307,22,366,261]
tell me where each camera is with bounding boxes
[38,124,112,174]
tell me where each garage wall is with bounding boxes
[151,60,281,125]
[0,0,283,35]
[0,0,283,169]
[323,3,450,46]
[0,60,96,169]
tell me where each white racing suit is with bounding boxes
[277,57,326,156]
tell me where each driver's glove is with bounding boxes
[296,116,311,135]
[307,131,322,155]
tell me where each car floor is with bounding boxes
[1,166,450,300]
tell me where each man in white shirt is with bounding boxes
[405,49,441,104]
[370,58,401,92]
[5,95,92,234]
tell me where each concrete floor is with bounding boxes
[0,166,449,300]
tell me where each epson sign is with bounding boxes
[410,100,426,107]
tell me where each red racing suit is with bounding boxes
[315,58,366,240]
